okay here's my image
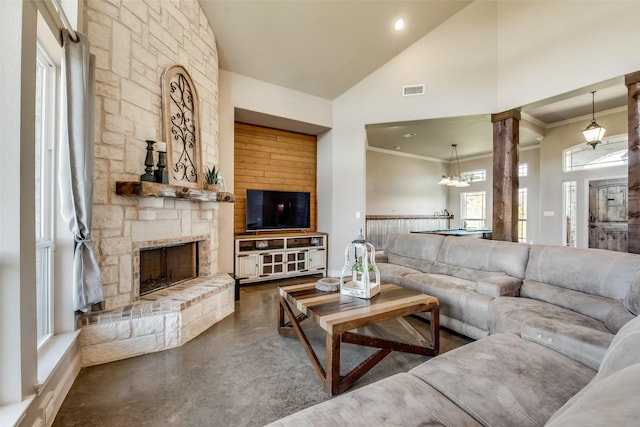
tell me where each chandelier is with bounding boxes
[438,144,470,187]
[582,91,606,150]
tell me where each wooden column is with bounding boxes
[625,71,640,254]
[491,110,520,242]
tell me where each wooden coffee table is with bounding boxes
[278,282,439,395]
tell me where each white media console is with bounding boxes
[234,231,328,285]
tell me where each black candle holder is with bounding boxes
[155,150,168,184]
[140,140,156,182]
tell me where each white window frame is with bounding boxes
[563,181,578,247]
[32,7,79,401]
[35,44,57,348]
[518,163,528,177]
[563,134,628,172]
[462,169,486,183]
[461,191,486,230]
[2,7,78,421]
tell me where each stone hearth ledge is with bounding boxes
[77,273,235,367]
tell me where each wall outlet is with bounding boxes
[355,211,361,219]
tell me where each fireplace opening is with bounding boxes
[139,242,199,296]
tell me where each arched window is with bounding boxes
[563,134,628,172]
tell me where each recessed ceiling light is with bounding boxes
[402,132,416,138]
[394,19,404,31]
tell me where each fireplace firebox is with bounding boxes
[139,242,199,296]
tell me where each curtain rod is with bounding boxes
[50,0,79,42]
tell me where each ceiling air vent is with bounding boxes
[402,84,425,96]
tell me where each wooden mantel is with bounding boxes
[116,181,235,203]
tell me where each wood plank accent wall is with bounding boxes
[234,122,317,233]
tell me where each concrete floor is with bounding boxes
[53,278,471,427]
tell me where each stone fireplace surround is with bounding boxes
[77,0,234,368]
[79,195,235,367]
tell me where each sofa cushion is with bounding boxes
[545,363,640,427]
[385,233,443,273]
[402,273,491,331]
[624,275,640,315]
[597,313,640,381]
[525,244,640,301]
[409,333,595,427]
[374,250,388,264]
[265,373,482,427]
[436,313,490,341]
[386,253,436,274]
[436,236,530,279]
[489,296,611,336]
[605,303,635,333]
[520,279,620,325]
[377,262,419,285]
[476,275,522,297]
[385,233,444,273]
[520,317,613,370]
[431,261,507,282]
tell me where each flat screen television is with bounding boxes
[246,189,311,231]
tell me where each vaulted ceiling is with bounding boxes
[200,1,628,160]
[199,0,471,100]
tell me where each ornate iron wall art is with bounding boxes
[161,65,202,188]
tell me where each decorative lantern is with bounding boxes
[340,231,380,299]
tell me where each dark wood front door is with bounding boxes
[589,179,628,252]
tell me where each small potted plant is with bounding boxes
[204,165,219,192]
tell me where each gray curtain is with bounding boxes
[59,30,103,312]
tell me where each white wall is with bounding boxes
[366,150,447,215]
[496,1,640,110]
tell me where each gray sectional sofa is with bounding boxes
[268,233,640,426]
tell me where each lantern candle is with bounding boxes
[339,230,380,299]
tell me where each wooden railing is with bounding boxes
[365,215,453,250]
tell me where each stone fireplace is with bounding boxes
[78,0,235,367]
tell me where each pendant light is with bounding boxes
[438,144,470,187]
[582,91,606,150]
